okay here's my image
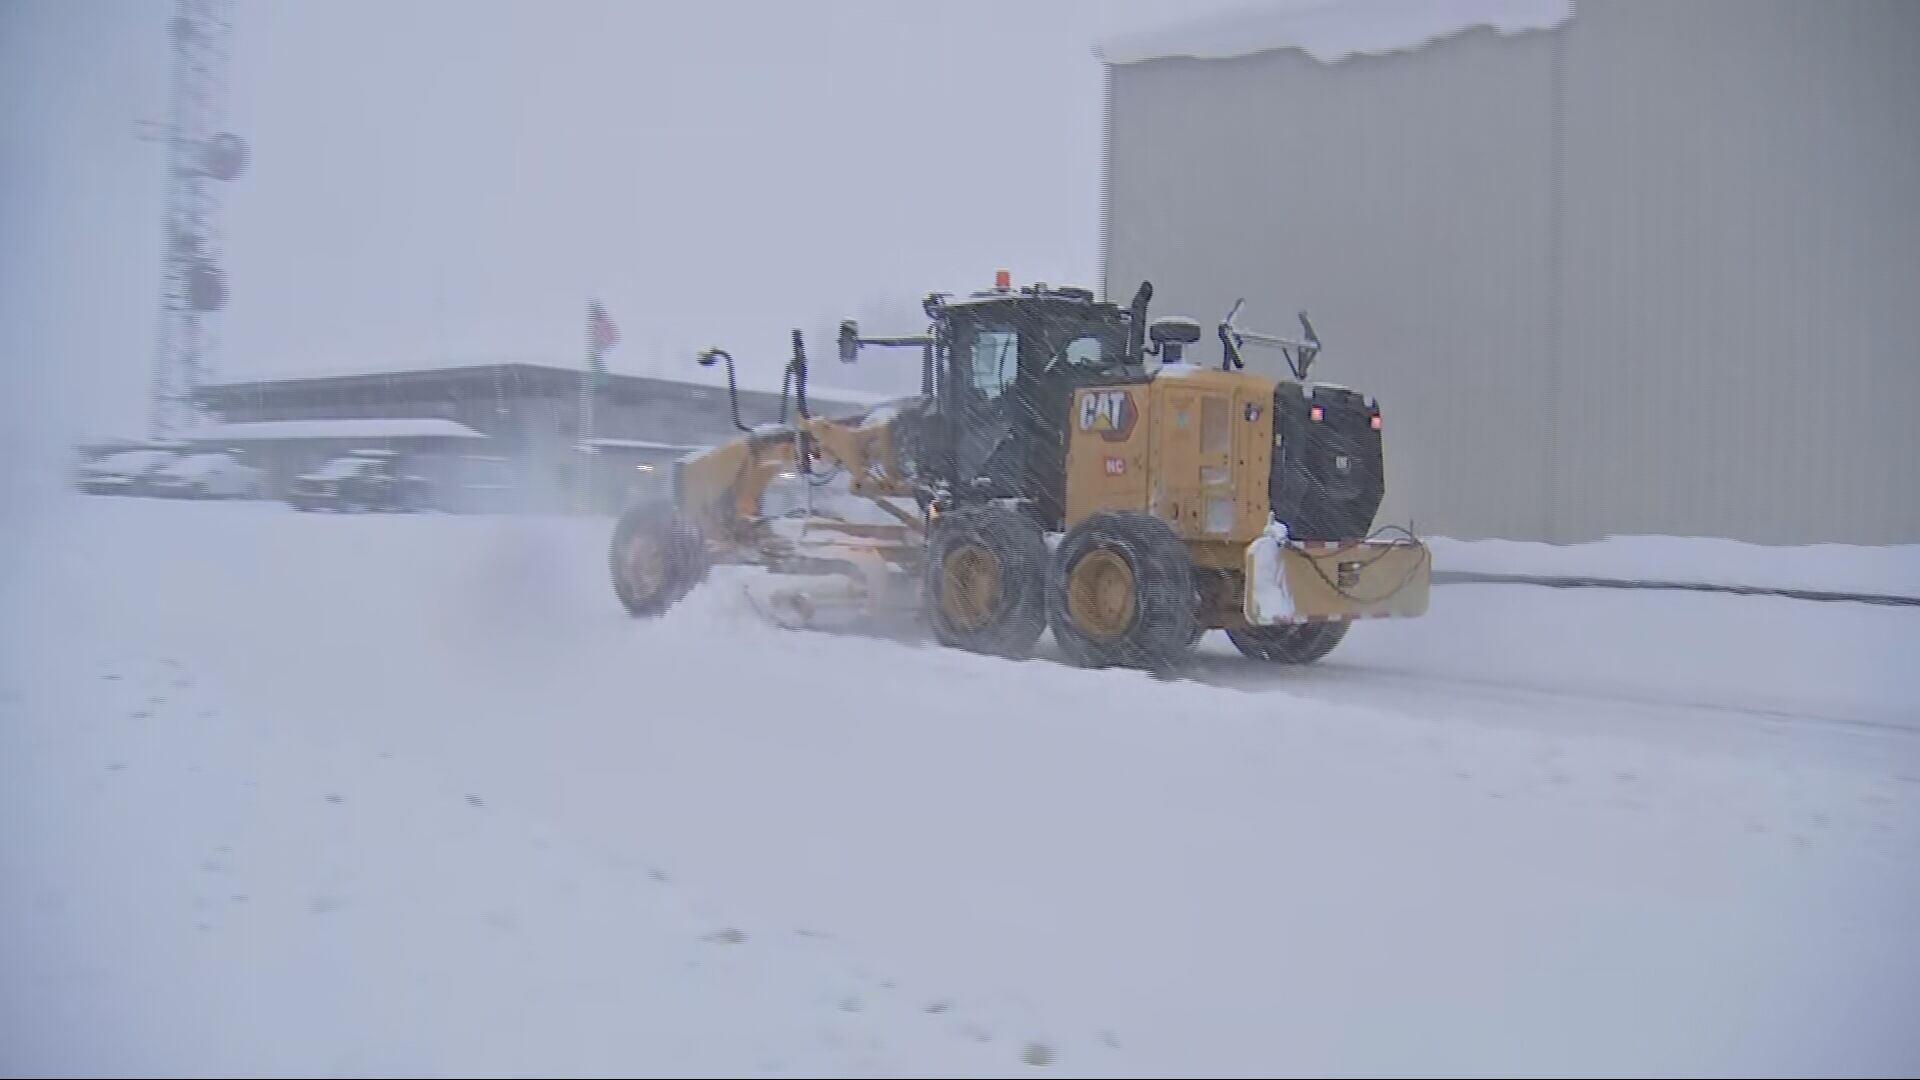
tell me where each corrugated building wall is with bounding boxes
[1103,0,1920,544]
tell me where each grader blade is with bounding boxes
[743,573,873,631]
[740,534,922,634]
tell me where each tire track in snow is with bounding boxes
[4,649,1121,1077]
[1194,654,1920,740]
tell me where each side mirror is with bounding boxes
[696,347,749,432]
[837,320,860,364]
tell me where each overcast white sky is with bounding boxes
[0,0,1256,465]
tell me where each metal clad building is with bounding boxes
[192,361,882,511]
[1100,0,1920,544]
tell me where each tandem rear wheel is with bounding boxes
[1226,620,1351,665]
[921,504,1050,659]
[1047,511,1197,674]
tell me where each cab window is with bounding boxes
[1058,334,1105,369]
[967,329,1019,400]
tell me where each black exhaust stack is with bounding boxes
[1125,280,1153,365]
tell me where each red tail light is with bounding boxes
[1370,414,1382,430]
[994,269,1011,290]
[1310,405,1324,422]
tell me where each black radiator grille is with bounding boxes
[1268,383,1386,542]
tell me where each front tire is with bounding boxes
[1048,511,1196,673]
[922,505,1049,659]
[610,501,709,618]
[1226,620,1350,665]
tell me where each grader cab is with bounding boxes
[609,274,1429,671]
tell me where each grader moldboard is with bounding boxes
[608,275,1430,672]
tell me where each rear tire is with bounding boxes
[922,505,1049,659]
[610,501,709,618]
[1226,620,1350,665]
[1048,511,1195,673]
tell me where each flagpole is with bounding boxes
[577,299,620,514]
[578,300,596,514]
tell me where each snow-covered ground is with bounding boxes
[1429,535,1920,599]
[3,496,1917,1078]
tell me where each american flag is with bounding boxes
[587,300,620,372]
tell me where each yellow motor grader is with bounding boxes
[608,276,1429,671]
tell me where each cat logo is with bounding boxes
[1077,389,1138,443]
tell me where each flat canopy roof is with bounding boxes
[200,358,890,408]
[186,418,487,442]
[584,438,708,452]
